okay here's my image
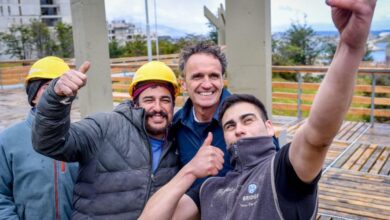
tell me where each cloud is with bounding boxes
[105,0,390,35]
[105,0,224,35]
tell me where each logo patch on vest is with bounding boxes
[248,184,257,194]
[241,183,259,207]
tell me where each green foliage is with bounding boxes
[0,25,34,59]
[55,22,74,58]
[273,21,320,66]
[0,21,74,59]
[107,33,211,58]
[123,35,147,57]
[207,22,218,44]
[272,20,321,81]
[30,20,57,57]
[109,39,124,58]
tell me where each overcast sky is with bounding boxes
[104,0,390,36]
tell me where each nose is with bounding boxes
[235,123,245,137]
[152,100,162,112]
[201,77,212,89]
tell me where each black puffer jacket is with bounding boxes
[32,80,179,220]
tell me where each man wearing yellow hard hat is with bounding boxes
[32,60,199,219]
[0,56,78,220]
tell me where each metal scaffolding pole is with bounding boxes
[145,0,152,61]
[153,0,159,60]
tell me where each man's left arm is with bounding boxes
[289,0,377,183]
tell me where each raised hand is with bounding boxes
[326,0,376,50]
[186,132,224,178]
[54,61,90,97]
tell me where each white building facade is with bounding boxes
[0,0,71,60]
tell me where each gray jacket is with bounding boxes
[32,81,179,220]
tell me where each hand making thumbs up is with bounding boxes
[54,61,91,97]
[186,132,225,178]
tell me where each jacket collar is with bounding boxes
[173,88,231,126]
[26,108,35,128]
[228,136,276,171]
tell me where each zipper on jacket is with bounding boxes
[53,160,60,220]
[141,117,155,209]
[232,143,243,172]
[61,161,66,173]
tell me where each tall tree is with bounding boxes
[30,20,57,58]
[273,19,320,66]
[55,22,74,58]
[0,25,34,59]
[109,39,124,58]
[124,35,147,57]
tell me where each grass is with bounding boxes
[0,63,22,68]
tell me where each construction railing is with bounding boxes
[272,66,390,126]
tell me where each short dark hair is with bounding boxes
[218,94,269,123]
[179,41,227,78]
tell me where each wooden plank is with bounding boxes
[332,143,360,168]
[350,144,377,171]
[335,121,354,141]
[319,200,389,219]
[273,92,390,106]
[342,143,367,170]
[344,122,368,143]
[380,158,390,176]
[319,184,390,203]
[360,146,386,173]
[319,193,390,212]
[272,81,390,94]
[369,147,390,175]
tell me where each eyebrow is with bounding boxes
[142,95,172,100]
[222,113,256,129]
[240,113,256,120]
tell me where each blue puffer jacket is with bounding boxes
[0,110,78,220]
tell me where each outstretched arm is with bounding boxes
[32,62,97,162]
[139,133,224,220]
[290,0,377,182]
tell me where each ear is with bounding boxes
[181,78,187,92]
[265,120,275,136]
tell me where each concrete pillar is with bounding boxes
[225,0,272,114]
[71,0,113,116]
[204,4,226,45]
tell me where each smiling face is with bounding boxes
[182,53,224,113]
[137,86,174,139]
[221,102,274,147]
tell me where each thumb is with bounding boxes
[78,61,91,74]
[201,132,213,147]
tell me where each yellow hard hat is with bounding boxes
[129,61,180,97]
[25,56,70,83]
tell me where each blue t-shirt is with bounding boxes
[149,137,164,173]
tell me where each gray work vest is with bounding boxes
[199,136,318,220]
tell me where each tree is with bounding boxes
[55,22,74,58]
[109,39,124,58]
[124,35,147,57]
[207,22,218,44]
[274,20,320,66]
[30,20,57,58]
[0,25,34,59]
